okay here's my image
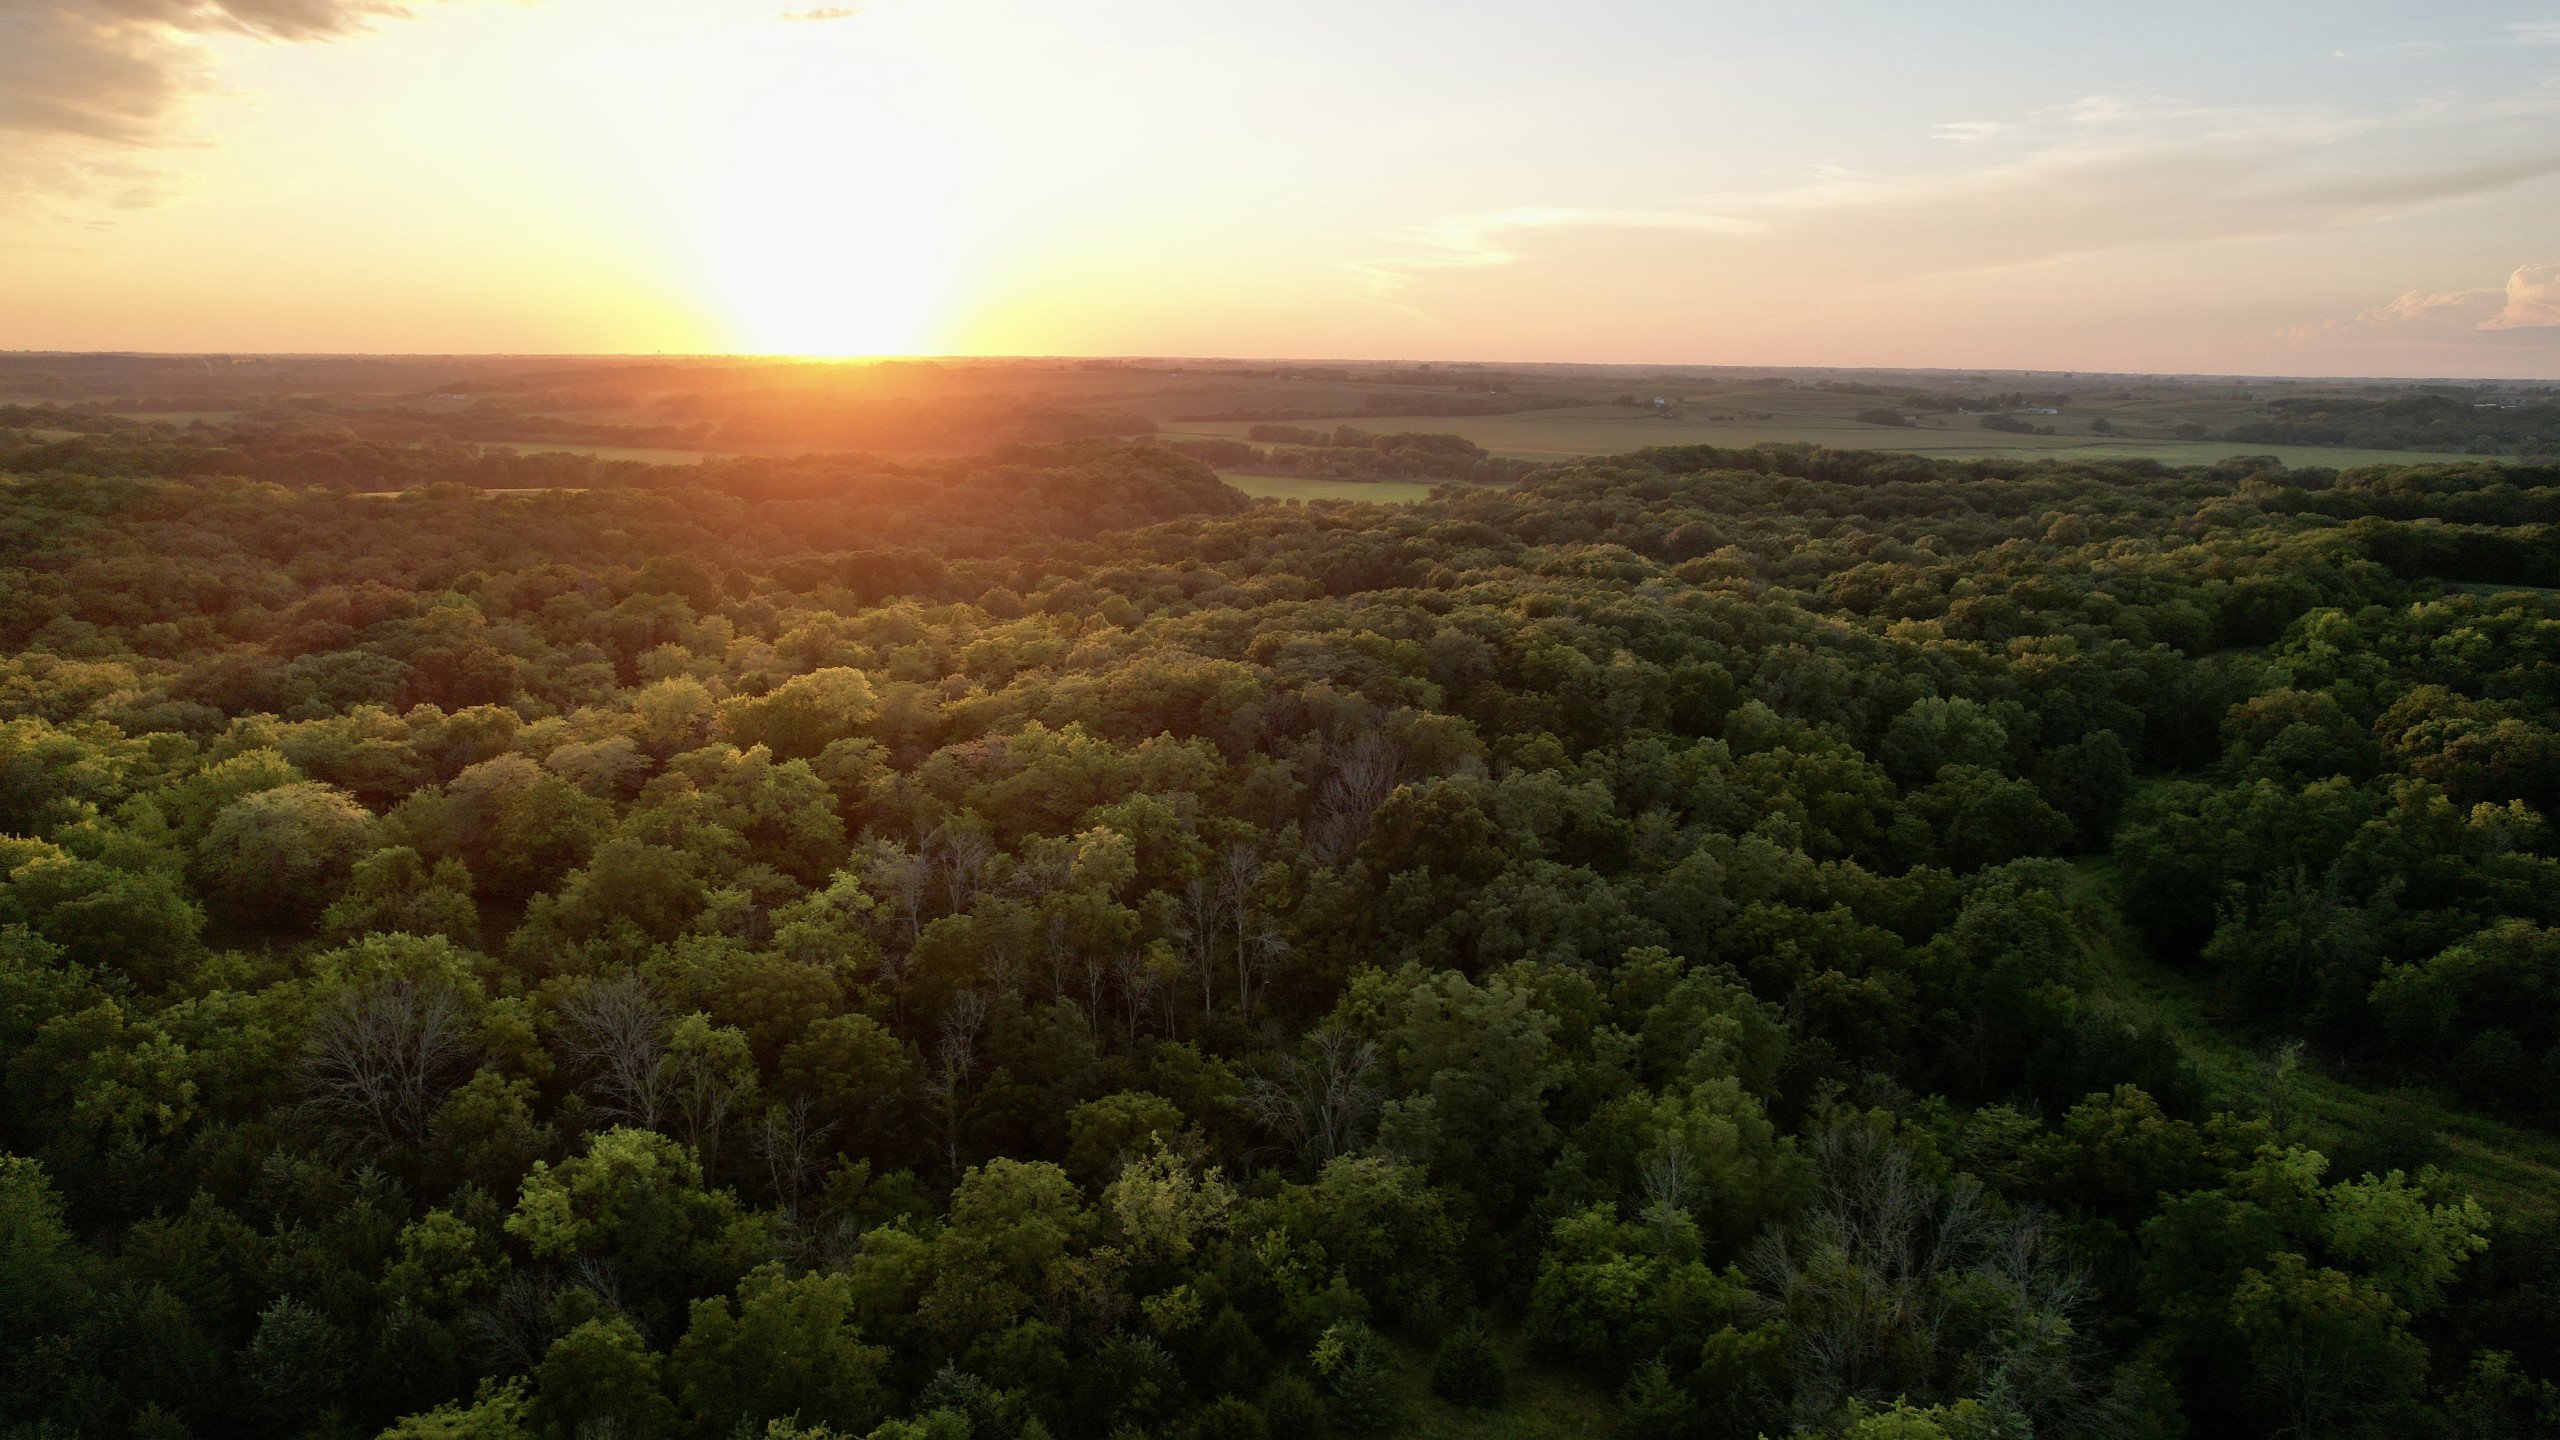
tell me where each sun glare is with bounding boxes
[681,14,966,357]
[701,151,955,358]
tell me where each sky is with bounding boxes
[2,0,2557,377]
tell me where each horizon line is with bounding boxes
[2,349,2554,388]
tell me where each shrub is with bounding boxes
[1429,1321,1508,1408]
[1311,1321,1398,1433]
[1260,1374,1327,1437]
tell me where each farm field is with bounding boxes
[1171,397,2478,470]
[107,409,243,425]
[1220,472,1442,503]
[478,439,734,465]
[8,358,2548,478]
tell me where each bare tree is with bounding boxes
[1311,730,1404,865]
[1036,907,1073,1006]
[303,972,481,1151]
[470,1269,561,1375]
[1639,1134,1698,1245]
[555,973,670,1132]
[1218,843,1286,1022]
[1174,874,1221,1019]
[862,842,930,979]
[755,1098,836,1227]
[1746,1123,2102,1435]
[1236,916,1289,1026]
[935,828,995,913]
[1113,948,1161,1048]
[925,991,987,1177]
[1243,1027,1383,1172]
[665,1024,755,1167]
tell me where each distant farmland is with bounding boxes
[1220,473,1440,504]
[1169,390,2484,471]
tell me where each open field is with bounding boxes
[2452,581,2560,600]
[109,409,242,425]
[479,439,733,465]
[1382,1333,1619,1440]
[1171,396,2480,470]
[1221,472,1442,503]
[2067,859,2560,1221]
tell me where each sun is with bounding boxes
[693,134,957,357]
[706,208,950,359]
[677,19,969,358]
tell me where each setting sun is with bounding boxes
[675,9,970,356]
[694,131,960,357]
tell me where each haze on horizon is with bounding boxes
[3,0,2558,380]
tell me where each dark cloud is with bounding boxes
[0,1,429,212]
[0,6,202,146]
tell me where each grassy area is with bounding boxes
[2063,859,2560,1219]
[1221,472,1441,504]
[1170,393,2482,471]
[2449,581,2560,600]
[479,440,732,465]
[353,487,592,498]
[1383,1332,1620,1440]
[109,409,241,425]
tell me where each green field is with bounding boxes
[109,409,242,425]
[1221,472,1441,503]
[353,486,592,499]
[1380,1332,1619,1440]
[2066,859,2560,1221]
[2451,581,2560,600]
[482,440,732,465]
[1171,392,2484,471]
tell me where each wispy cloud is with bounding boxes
[1931,120,2010,144]
[780,6,862,21]
[2512,19,2560,45]
[1350,86,2560,320]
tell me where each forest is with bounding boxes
[7,433,2560,1440]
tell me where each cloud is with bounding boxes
[780,6,862,20]
[2487,263,2560,328]
[1930,120,2010,144]
[2513,20,2560,45]
[2049,94,2136,126]
[1352,87,2560,320]
[2354,285,2510,331]
[2312,264,2560,346]
[0,1,437,214]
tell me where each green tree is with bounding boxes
[2228,1254,2428,1438]
[720,668,878,761]
[195,780,373,926]
[670,1264,891,1438]
[507,1129,758,1329]
[534,1316,678,1440]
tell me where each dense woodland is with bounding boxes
[6,434,2560,1440]
[2224,395,2560,458]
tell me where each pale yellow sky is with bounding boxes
[3,0,2558,377]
